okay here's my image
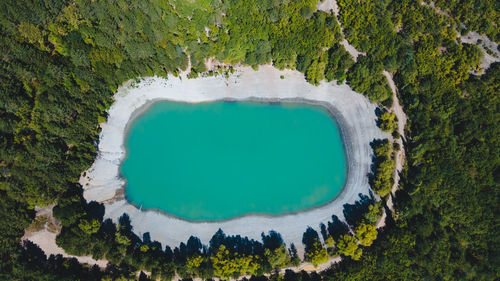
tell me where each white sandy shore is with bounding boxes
[80,65,387,256]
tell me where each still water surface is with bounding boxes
[122,101,346,221]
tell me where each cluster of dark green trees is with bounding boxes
[321,1,499,280]
[299,193,382,267]
[54,187,296,280]
[13,187,380,280]
[53,185,382,279]
[376,109,398,135]
[369,139,396,198]
[0,0,498,280]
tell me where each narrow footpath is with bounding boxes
[21,205,108,268]
[380,70,407,226]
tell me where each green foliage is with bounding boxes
[324,43,354,83]
[265,245,290,270]
[306,54,327,85]
[300,5,315,20]
[337,0,401,65]
[324,236,334,248]
[354,223,378,247]
[305,239,328,267]
[17,22,48,51]
[363,201,382,225]
[378,110,398,132]
[370,139,395,197]
[336,234,362,260]
[322,1,499,279]
[431,0,500,42]
[52,197,86,227]
[0,194,33,257]
[186,254,204,276]
[0,0,498,279]
[77,218,100,235]
[347,55,392,103]
[211,245,261,280]
[115,232,131,246]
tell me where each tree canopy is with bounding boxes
[0,0,498,280]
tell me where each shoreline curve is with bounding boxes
[120,98,349,223]
[80,65,388,255]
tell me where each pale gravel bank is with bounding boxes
[460,32,500,74]
[316,0,338,14]
[419,2,500,73]
[80,65,388,256]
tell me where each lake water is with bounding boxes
[121,101,346,221]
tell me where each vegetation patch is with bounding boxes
[0,0,498,279]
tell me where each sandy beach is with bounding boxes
[80,65,388,255]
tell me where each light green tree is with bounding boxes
[115,232,131,246]
[305,239,329,266]
[139,244,149,252]
[355,223,378,247]
[306,56,327,85]
[265,245,290,269]
[364,202,382,224]
[18,22,48,51]
[336,234,362,260]
[77,218,100,235]
[379,111,398,132]
[211,245,260,280]
[186,254,204,276]
[325,236,335,248]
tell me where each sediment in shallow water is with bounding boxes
[122,101,346,221]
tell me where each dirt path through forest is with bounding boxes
[21,205,108,268]
[23,2,409,275]
[380,71,407,227]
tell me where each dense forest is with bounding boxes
[0,0,498,280]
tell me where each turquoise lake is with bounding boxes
[121,101,346,221]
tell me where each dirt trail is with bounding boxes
[316,0,338,15]
[420,2,499,74]
[380,70,407,226]
[271,12,407,274]
[22,205,108,268]
[25,2,408,276]
[460,32,500,74]
[317,0,365,61]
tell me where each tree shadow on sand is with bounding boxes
[342,193,374,228]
